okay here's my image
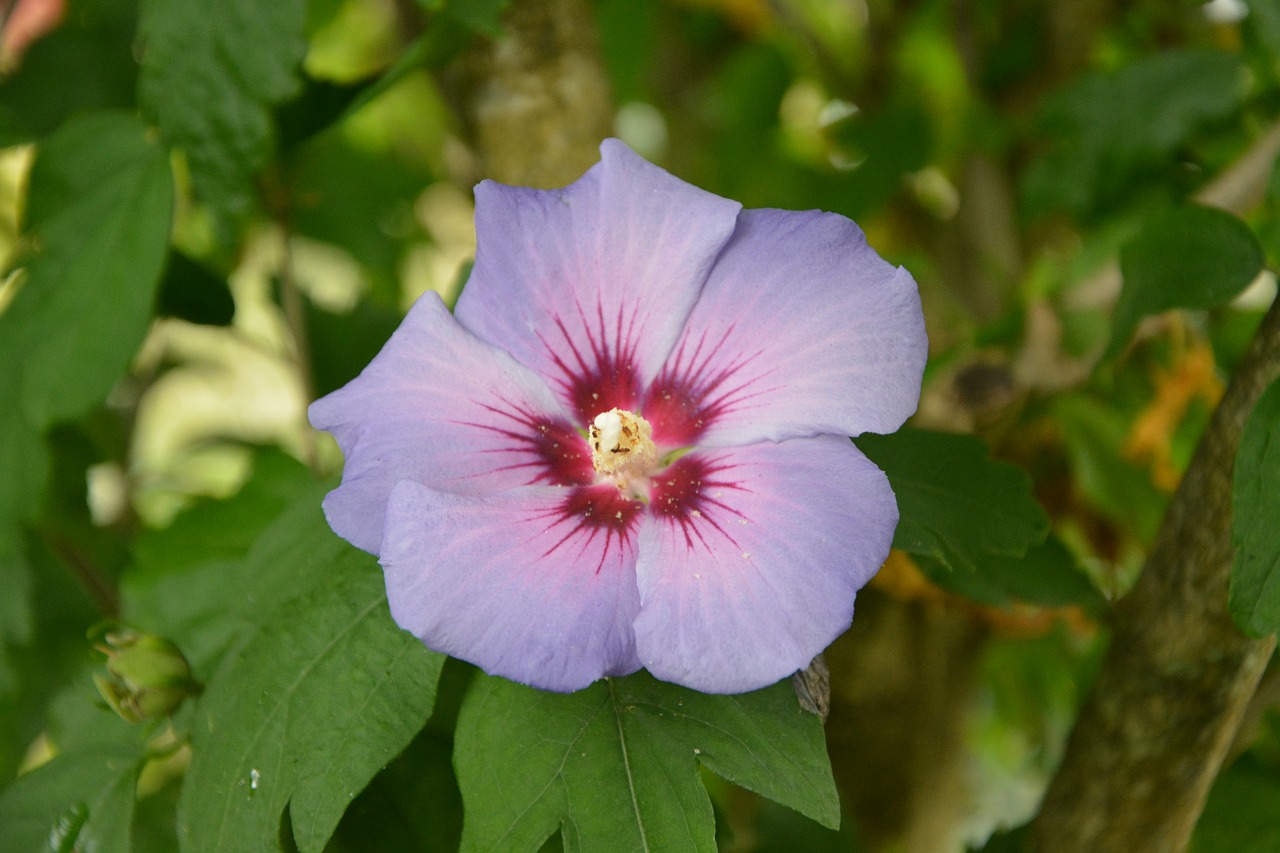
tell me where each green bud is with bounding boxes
[90,624,200,723]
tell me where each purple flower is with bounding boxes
[309,140,926,694]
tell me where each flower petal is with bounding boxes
[381,481,645,692]
[633,435,896,693]
[642,209,926,448]
[454,139,743,424]
[309,293,591,554]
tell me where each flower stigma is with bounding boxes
[588,407,658,492]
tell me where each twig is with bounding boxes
[277,222,318,472]
[41,529,120,620]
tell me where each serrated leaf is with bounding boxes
[854,429,1050,574]
[2,111,172,426]
[1229,376,1280,636]
[138,0,307,223]
[326,728,462,853]
[176,545,444,853]
[129,449,317,580]
[0,742,144,853]
[455,671,839,853]
[1110,206,1265,357]
[121,453,327,670]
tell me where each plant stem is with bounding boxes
[278,222,317,472]
[42,529,119,620]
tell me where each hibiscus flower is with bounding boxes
[310,140,926,694]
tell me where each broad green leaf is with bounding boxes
[288,132,427,304]
[0,112,165,689]
[1229,376,1280,636]
[0,742,144,853]
[0,0,137,145]
[0,404,42,696]
[3,111,172,426]
[1247,0,1280,71]
[455,671,839,853]
[177,549,444,853]
[138,0,307,223]
[0,539,35,698]
[326,728,462,853]
[1022,50,1247,218]
[122,452,325,670]
[916,535,1107,614]
[129,449,317,580]
[1192,755,1280,852]
[854,430,1050,574]
[1110,206,1265,357]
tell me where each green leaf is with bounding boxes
[155,250,235,326]
[304,295,402,397]
[0,537,35,701]
[0,742,144,853]
[454,671,839,853]
[288,133,426,302]
[1229,376,1280,636]
[130,449,316,579]
[417,0,510,35]
[3,111,173,426]
[0,0,138,145]
[138,0,307,223]
[917,535,1107,614]
[1246,0,1280,71]
[122,451,324,670]
[176,548,444,853]
[0,111,167,657]
[326,727,463,853]
[1052,395,1167,542]
[1110,206,1265,357]
[1192,755,1280,852]
[854,429,1050,573]
[1022,50,1248,218]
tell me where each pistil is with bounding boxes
[588,408,658,490]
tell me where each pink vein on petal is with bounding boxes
[648,453,749,557]
[536,293,645,423]
[644,322,782,446]
[448,396,593,487]
[524,485,644,576]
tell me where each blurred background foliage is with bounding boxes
[1,0,1279,850]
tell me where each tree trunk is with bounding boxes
[1032,298,1280,851]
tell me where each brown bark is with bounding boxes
[1032,297,1280,851]
[442,0,613,188]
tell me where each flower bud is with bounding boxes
[90,625,199,723]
